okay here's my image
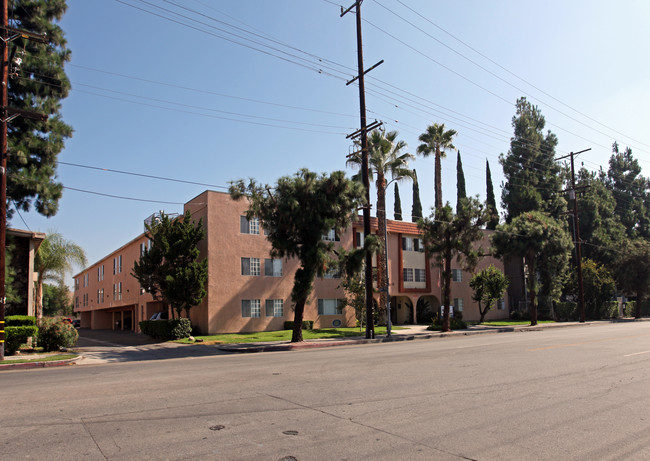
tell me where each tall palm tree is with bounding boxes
[347,130,415,318]
[34,232,87,319]
[417,123,457,215]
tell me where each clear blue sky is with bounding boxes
[15,0,650,285]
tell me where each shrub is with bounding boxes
[509,309,530,321]
[5,325,39,355]
[625,301,637,317]
[139,318,192,340]
[6,315,37,326]
[37,318,79,352]
[555,302,577,321]
[284,320,314,331]
[427,315,467,331]
[608,302,620,319]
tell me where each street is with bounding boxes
[3,321,650,460]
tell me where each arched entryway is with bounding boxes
[391,296,414,325]
[416,295,440,324]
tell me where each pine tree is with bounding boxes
[456,151,466,213]
[412,169,423,222]
[485,159,499,230]
[7,0,73,218]
[394,183,402,221]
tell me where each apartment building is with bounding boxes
[73,190,508,334]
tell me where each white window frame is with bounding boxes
[240,216,260,235]
[322,228,339,242]
[242,257,261,276]
[265,299,284,317]
[454,298,464,312]
[264,258,283,277]
[241,299,261,318]
[318,298,343,315]
[452,269,463,282]
[403,268,414,282]
[414,268,426,282]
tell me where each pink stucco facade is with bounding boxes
[74,190,508,334]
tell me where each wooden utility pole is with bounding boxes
[0,0,47,359]
[341,0,383,339]
[557,148,591,323]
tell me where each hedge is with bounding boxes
[139,318,192,340]
[6,315,36,326]
[284,320,314,331]
[5,325,39,355]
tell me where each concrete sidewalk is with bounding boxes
[2,319,647,369]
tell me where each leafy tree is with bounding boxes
[470,265,509,323]
[575,168,626,268]
[564,259,615,319]
[132,210,208,319]
[417,123,457,215]
[500,97,566,222]
[492,211,572,325]
[8,0,73,218]
[613,239,650,319]
[230,169,365,342]
[606,142,650,239]
[339,264,366,328]
[485,159,499,230]
[347,130,414,319]
[456,151,466,213]
[35,232,86,319]
[420,197,486,332]
[42,282,72,316]
[412,169,423,222]
[394,183,402,221]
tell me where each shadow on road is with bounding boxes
[73,329,230,364]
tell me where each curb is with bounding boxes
[217,321,602,353]
[0,356,79,371]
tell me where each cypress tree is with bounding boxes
[412,169,423,222]
[394,183,403,221]
[486,159,499,230]
[456,150,467,213]
[8,0,73,218]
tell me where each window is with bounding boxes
[322,228,340,242]
[498,298,506,310]
[402,237,425,252]
[318,298,343,315]
[241,257,261,276]
[75,296,79,308]
[97,265,104,281]
[83,293,88,307]
[414,268,426,282]
[97,288,104,304]
[140,242,146,256]
[241,299,261,318]
[240,216,260,234]
[323,267,341,279]
[452,269,463,282]
[113,255,122,274]
[75,278,79,290]
[264,258,283,277]
[113,283,122,301]
[403,268,414,282]
[83,273,89,287]
[355,231,364,248]
[454,298,464,312]
[265,299,284,317]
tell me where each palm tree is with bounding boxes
[348,130,415,319]
[417,123,457,215]
[34,232,87,319]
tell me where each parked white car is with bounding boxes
[150,311,169,321]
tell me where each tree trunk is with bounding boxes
[635,290,644,319]
[526,254,538,326]
[376,176,387,321]
[292,297,306,342]
[434,147,443,214]
[442,252,451,332]
[35,274,44,319]
[478,301,487,324]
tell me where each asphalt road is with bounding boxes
[4,322,650,460]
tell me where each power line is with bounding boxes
[63,186,186,205]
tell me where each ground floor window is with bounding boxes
[265,299,284,317]
[318,298,343,315]
[453,298,464,312]
[241,299,261,318]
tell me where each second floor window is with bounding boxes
[240,216,260,234]
[414,268,426,282]
[241,257,260,276]
[264,258,283,277]
[322,228,340,242]
[452,269,462,282]
[403,268,414,282]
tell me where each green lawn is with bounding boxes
[177,326,404,344]
[478,320,556,326]
[0,353,77,365]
